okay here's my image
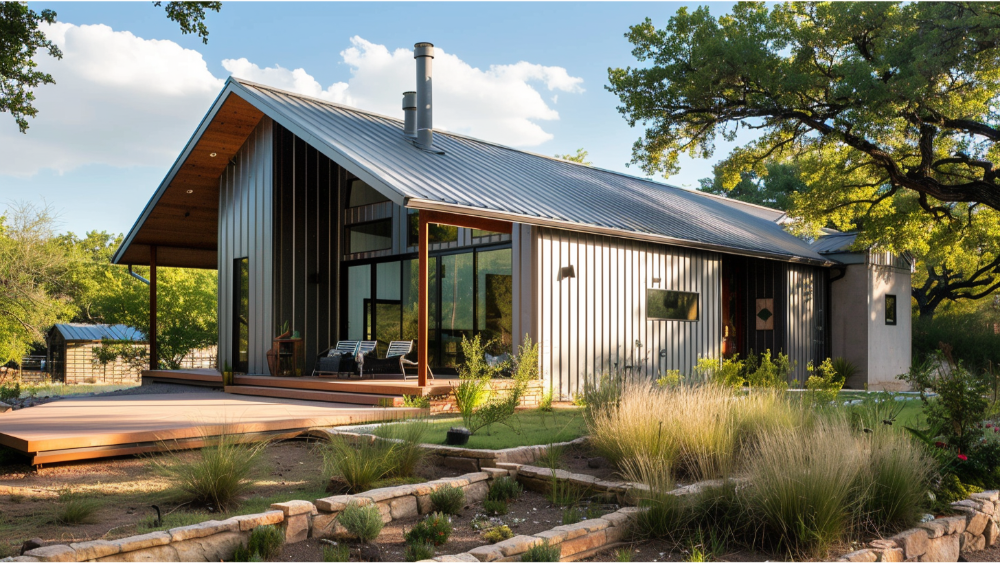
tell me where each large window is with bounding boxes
[347,179,390,207]
[647,289,699,321]
[347,220,392,254]
[885,294,897,326]
[406,209,458,246]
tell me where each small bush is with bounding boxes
[323,436,392,493]
[374,419,430,478]
[405,512,452,546]
[0,382,20,402]
[693,356,744,389]
[804,358,844,405]
[540,390,554,412]
[487,475,523,502]
[430,485,465,515]
[404,542,435,562]
[338,501,384,543]
[831,357,858,384]
[614,548,635,562]
[323,544,350,562]
[232,525,284,561]
[483,524,514,543]
[154,431,266,510]
[483,499,508,515]
[521,540,561,562]
[53,496,100,525]
[402,394,431,409]
[547,475,587,507]
[900,357,995,453]
[561,506,583,524]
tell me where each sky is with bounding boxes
[0,1,748,237]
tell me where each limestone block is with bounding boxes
[269,500,317,517]
[918,519,950,539]
[494,462,521,472]
[21,546,76,563]
[466,544,504,562]
[919,534,959,562]
[868,539,897,551]
[602,510,632,528]
[5,557,41,562]
[283,514,310,544]
[967,512,990,536]
[362,485,414,503]
[533,529,568,545]
[95,545,179,562]
[417,494,435,514]
[431,555,480,562]
[171,532,245,562]
[961,531,986,552]
[481,468,509,479]
[839,549,878,562]
[69,540,120,560]
[479,458,497,469]
[168,520,238,542]
[938,516,968,535]
[567,474,599,488]
[390,496,419,520]
[560,530,607,558]
[985,519,999,547]
[971,491,1000,503]
[465,472,490,483]
[978,501,995,516]
[231,511,283,532]
[494,535,542,557]
[310,513,353,540]
[464,481,489,504]
[110,532,171,553]
[880,548,905,562]
[604,524,626,544]
[891,528,929,559]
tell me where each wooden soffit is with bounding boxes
[113,91,264,269]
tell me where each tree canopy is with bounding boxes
[698,162,802,211]
[608,2,1000,215]
[554,148,592,166]
[1,1,221,133]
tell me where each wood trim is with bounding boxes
[150,246,158,370]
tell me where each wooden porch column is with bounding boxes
[150,245,158,371]
[415,209,514,388]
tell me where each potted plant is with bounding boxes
[446,427,472,446]
[222,361,234,386]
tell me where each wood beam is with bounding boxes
[150,246,158,371]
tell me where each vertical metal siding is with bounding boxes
[218,117,273,375]
[786,264,827,382]
[535,227,721,399]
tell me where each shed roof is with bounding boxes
[810,232,861,254]
[50,324,146,343]
[113,77,833,267]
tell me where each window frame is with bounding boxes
[347,179,390,208]
[346,218,393,254]
[885,294,897,326]
[646,288,700,322]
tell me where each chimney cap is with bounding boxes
[402,91,417,109]
[414,42,434,58]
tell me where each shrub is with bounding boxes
[430,485,465,515]
[693,356,745,389]
[847,392,905,433]
[913,311,1000,371]
[539,390,554,412]
[614,548,635,562]
[0,382,20,402]
[656,370,682,387]
[153,431,266,510]
[338,501,383,543]
[53,496,100,525]
[454,379,490,430]
[322,544,350,562]
[831,357,858,384]
[744,350,792,390]
[232,525,284,561]
[804,358,844,405]
[402,394,431,409]
[487,476,523,502]
[521,540,561,562]
[561,506,583,524]
[483,499,508,515]
[404,542,435,562]
[483,524,514,543]
[404,512,452,546]
[621,455,689,540]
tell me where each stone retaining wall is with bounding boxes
[838,490,1000,562]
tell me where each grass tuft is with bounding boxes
[521,540,561,562]
[53,496,100,525]
[430,485,465,515]
[322,544,350,562]
[153,430,267,510]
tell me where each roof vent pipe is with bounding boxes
[402,91,417,137]
[414,42,434,150]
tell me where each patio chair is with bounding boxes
[359,340,425,379]
[348,341,379,379]
[311,341,360,377]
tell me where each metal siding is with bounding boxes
[218,117,273,374]
[536,227,722,398]
[786,264,827,382]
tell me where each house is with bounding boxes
[811,232,913,391]
[112,43,880,401]
[47,324,147,384]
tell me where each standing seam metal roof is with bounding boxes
[51,324,146,342]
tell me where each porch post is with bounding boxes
[417,214,429,386]
[150,245,158,371]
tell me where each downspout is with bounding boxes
[128,265,150,285]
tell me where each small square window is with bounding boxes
[885,294,897,326]
[647,289,699,321]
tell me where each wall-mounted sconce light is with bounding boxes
[559,265,576,280]
[652,276,662,284]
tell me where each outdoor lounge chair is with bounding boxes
[311,341,360,377]
[357,340,425,379]
[347,341,378,379]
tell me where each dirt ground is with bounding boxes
[273,489,611,562]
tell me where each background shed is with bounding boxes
[47,324,147,384]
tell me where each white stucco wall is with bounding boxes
[867,264,912,390]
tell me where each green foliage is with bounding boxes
[561,506,583,525]
[373,419,429,478]
[744,350,792,390]
[692,356,744,389]
[831,358,859,385]
[554,148,592,166]
[323,427,430,494]
[402,394,431,409]
[0,382,20,402]
[0,4,62,133]
[482,524,514,543]
[546,474,587,507]
[338,501,383,543]
[404,512,452,546]
[900,357,997,453]
[155,1,221,44]
[804,358,845,405]
[404,542,435,562]
[656,370,682,387]
[322,544,350,562]
[454,379,490,431]
[913,312,1000,371]
[457,334,539,436]
[614,548,635,562]
[430,485,465,515]
[847,392,906,433]
[539,389,554,412]
[936,473,973,505]
[698,163,801,211]
[53,496,100,525]
[520,540,561,562]
[487,476,523,503]
[483,499,508,516]
[245,525,284,560]
[153,431,266,510]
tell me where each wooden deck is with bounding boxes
[142,368,223,387]
[0,392,423,465]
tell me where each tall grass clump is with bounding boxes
[588,381,793,480]
[154,430,267,510]
[374,418,429,478]
[853,428,934,533]
[323,419,428,493]
[53,495,101,525]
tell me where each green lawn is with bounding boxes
[415,408,587,450]
[835,390,926,428]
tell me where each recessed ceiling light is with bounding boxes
[209,152,217,157]
[186,189,194,194]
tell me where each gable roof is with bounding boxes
[114,77,833,267]
[810,231,861,255]
[50,323,146,343]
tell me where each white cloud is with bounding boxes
[223,36,584,147]
[0,22,223,177]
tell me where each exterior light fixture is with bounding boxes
[209,152,217,157]
[559,265,576,280]
[652,276,661,284]
[186,189,194,194]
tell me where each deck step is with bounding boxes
[232,374,456,397]
[225,385,404,407]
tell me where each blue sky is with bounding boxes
[1,1,744,236]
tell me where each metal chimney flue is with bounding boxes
[414,42,434,150]
[402,91,417,137]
